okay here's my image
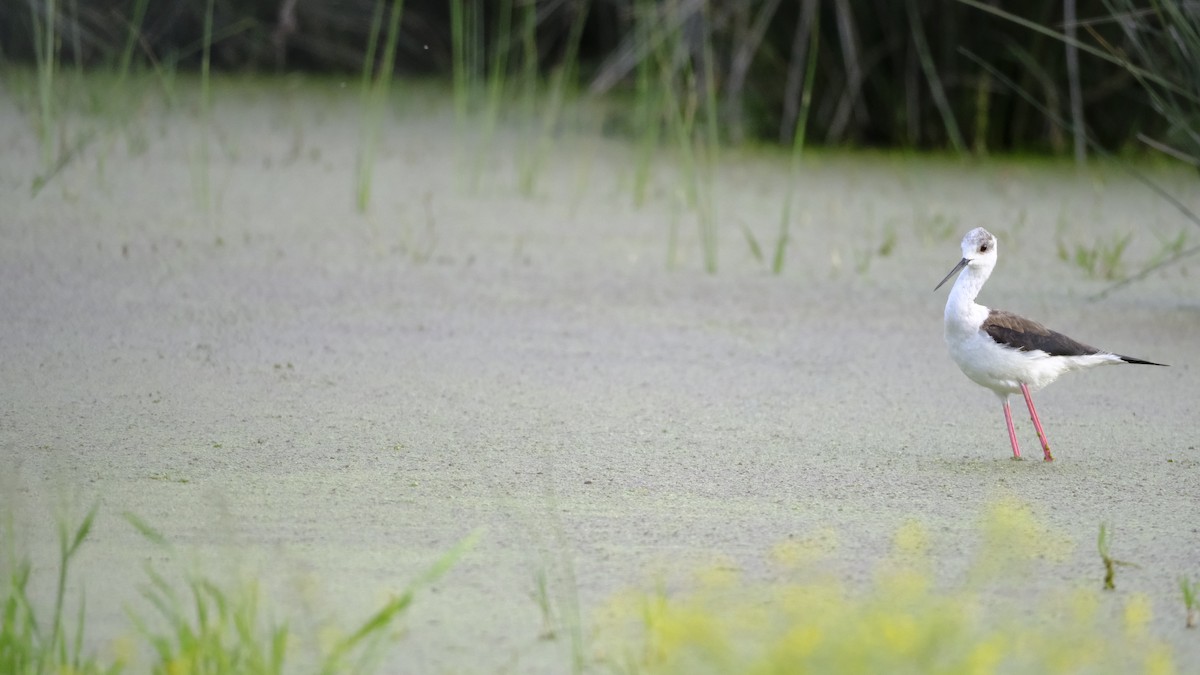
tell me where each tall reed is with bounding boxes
[774,12,819,275]
[192,0,215,218]
[355,0,406,213]
[30,0,58,170]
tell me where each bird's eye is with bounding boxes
[980,244,989,252]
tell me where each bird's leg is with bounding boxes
[1002,397,1022,460]
[1020,383,1054,462]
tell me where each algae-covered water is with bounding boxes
[2,76,1198,672]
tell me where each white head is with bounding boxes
[934,227,998,291]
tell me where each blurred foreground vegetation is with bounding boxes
[596,497,1180,674]
[4,498,1186,673]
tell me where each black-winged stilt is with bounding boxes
[934,227,1166,461]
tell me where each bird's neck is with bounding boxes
[944,264,990,327]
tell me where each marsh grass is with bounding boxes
[913,205,961,246]
[15,0,236,199]
[644,5,721,273]
[1181,578,1198,629]
[595,498,1176,674]
[739,220,763,266]
[127,510,476,675]
[1097,523,1138,592]
[355,0,406,213]
[2,505,474,674]
[956,0,1200,294]
[0,502,104,674]
[694,18,720,274]
[629,0,660,209]
[1153,228,1189,262]
[1057,234,1132,281]
[451,0,507,192]
[853,223,898,276]
[1102,0,1200,165]
[518,2,591,198]
[449,0,481,134]
[527,561,586,675]
[440,0,731,271]
[476,0,727,271]
[773,13,819,275]
[448,0,581,198]
[30,0,58,170]
[190,0,216,220]
[25,0,99,197]
[522,481,588,675]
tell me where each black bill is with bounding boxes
[934,257,969,292]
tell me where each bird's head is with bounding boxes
[934,227,998,291]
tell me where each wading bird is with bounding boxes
[934,227,1166,461]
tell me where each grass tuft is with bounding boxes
[1057,233,1132,280]
[1180,577,1198,629]
[1097,523,1139,592]
[1,501,108,674]
[2,505,474,673]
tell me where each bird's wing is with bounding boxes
[981,309,1102,357]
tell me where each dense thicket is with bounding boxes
[1,1,1191,153]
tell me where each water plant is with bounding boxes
[912,205,960,245]
[30,0,58,170]
[629,0,661,209]
[1101,0,1200,165]
[517,0,591,198]
[1098,523,1138,591]
[773,4,819,275]
[1181,577,1198,629]
[643,2,721,273]
[1057,233,1132,281]
[355,0,406,213]
[1148,228,1189,268]
[523,482,588,675]
[192,0,216,219]
[24,0,100,198]
[450,0,511,192]
[954,0,1200,295]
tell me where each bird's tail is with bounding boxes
[1117,354,1168,366]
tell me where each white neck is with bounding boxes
[944,261,992,329]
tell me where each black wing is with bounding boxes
[981,309,1101,357]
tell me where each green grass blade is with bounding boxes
[1181,577,1197,606]
[67,502,99,558]
[907,0,965,152]
[450,0,468,126]
[322,530,479,673]
[123,511,170,548]
[270,622,289,675]
[741,223,763,263]
[775,16,819,275]
[117,0,152,81]
[335,591,413,656]
[71,589,86,670]
[356,0,406,212]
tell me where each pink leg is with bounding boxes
[1002,398,1022,460]
[1020,383,1054,462]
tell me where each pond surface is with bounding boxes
[2,77,1198,672]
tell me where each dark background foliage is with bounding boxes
[0,1,1182,153]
